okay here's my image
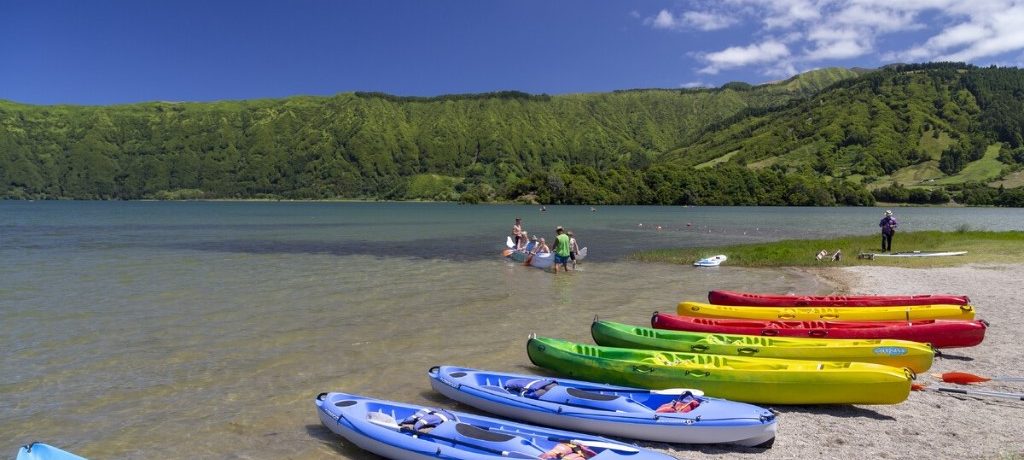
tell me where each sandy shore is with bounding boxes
[654,264,1024,459]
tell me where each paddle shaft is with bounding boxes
[924,387,1024,400]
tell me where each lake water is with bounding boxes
[2,202,1022,459]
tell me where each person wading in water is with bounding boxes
[552,226,572,273]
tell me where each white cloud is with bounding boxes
[682,11,739,31]
[640,0,1024,81]
[680,81,711,88]
[647,9,738,31]
[649,10,679,29]
[699,40,791,74]
[805,39,872,60]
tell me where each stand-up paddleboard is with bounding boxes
[867,251,967,258]
[17,443,87,460]
[694,255,727,267]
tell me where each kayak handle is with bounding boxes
[737,347,759,355]
[633,365,654,374]
[428,365,440,375]
[779,313,796,319]
[820,313,839,319]
[685,370,710,378]
[808,330,827,338]
[690,344,709,353]
[761,329,779,336]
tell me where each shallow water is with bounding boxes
[2,202,1022,458]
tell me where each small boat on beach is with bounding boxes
[694,255,727,267]
[677,301,975,322]
[315,391,675,459]
[16,443,86,460]
[708,289,971,307]
[592,319,934,372]
[428,365,777,447]
[650,313,988,348]
[526,336,914,405]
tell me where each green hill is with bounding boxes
[3,63,1024,206]
[663,63,1024,206]
[0,68,861,203]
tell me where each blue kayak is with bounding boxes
[315,392,676,459]
[16,443,86,460]
[429,366,776,447]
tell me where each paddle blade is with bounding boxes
[502,249,514,257]
[940,372,991,384]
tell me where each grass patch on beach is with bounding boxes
[632,230,1024,267]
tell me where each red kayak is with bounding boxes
[651,312,987,348]
[708,289,970,307]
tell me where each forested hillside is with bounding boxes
[2,64,1023,206]
[0,68,867,204]
[668,63,1024,206]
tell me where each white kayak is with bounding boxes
[871,251,967,258]
[694,255,727,267]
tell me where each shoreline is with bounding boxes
[656,263,1023,459]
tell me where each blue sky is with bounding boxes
[4,0,1024,105]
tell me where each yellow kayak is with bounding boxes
[527,336,913,405]
[592,320,934,372]
[677,301,975,322]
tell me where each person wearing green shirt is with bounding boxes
[552,226,572,273]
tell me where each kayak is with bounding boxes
[526,336,913,405]
[428,365,777,447]
[870,251,968,257]
[694,255,727,267]
[503,238,588,269]
[315,392,675,460]
[651,313,988,348]
[16,443,86,460]
[677,301,975,322]
[708,289,970,307]
[528,252,554,269]
[591,320,934,372]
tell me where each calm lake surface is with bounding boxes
[2,202,1023,459]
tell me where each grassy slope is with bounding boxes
[632,231,1024,267]
[694,150,740,169]
[933,144,1004,185]
[990,170,1024,188]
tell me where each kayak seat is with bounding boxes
[455,423,515,442]
[538,386,643,413]
[565,388,618,401]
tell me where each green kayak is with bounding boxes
[591,319,933,372]
[526,336,913,405]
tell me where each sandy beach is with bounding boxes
[654,264,1024,459]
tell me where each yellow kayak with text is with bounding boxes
[676,301,975,322]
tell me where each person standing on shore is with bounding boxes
[879,210,898,252]
[552,226,572,273]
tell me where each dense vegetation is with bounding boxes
[669,63,1024,206]
[2,64,1024,205]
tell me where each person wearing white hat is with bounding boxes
[879,210,899,252]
